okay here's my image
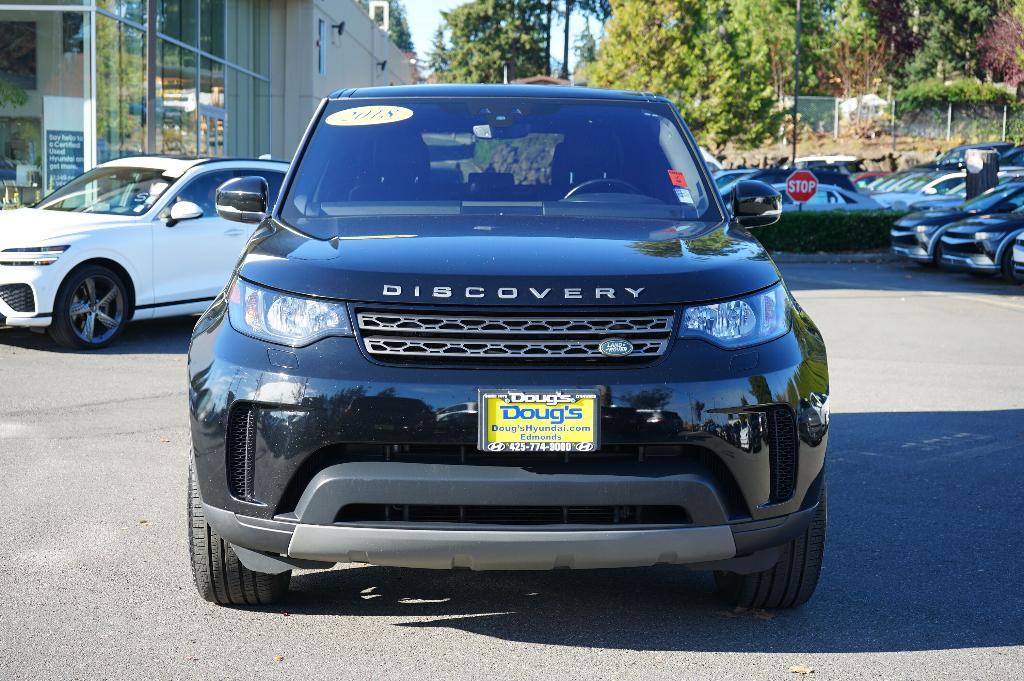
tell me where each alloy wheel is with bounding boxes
[68,275,124,345]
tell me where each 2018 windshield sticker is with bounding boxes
[667,169,687,187]
[325,106,414,126]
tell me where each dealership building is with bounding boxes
[0,0,414,208]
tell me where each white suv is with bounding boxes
[0,156,287,348]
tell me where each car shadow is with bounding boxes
[781,260,1024,296]
[0,316,196,355]
[262,408,1024,654]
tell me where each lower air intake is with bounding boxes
[0,284,35,313]
[226,403,257,501]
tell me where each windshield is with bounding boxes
[964,184,1021,211]
[281,98,719,229]
[37,166,176,215]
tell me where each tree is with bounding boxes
[829,0,892,99]
[978,7,1024,86]
[428,0,549,83]
[864,0,921,78]
[359,0,414,53]
[590,0,779,151]
[570,20,598,81]
[905,0,1000,81]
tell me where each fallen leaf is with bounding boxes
[159,437,171,443]
[274,655,285,663]
[789,665,814,675]
[282,612,290,617]
[138,519,150,526]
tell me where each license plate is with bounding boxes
[478,389,600,453]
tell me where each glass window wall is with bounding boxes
[0,10,92,207]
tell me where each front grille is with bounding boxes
[766,406,797,502]
[0,284,34,313]
[336,504,691,525]
[356,308,675,363]
[226,404,257,501]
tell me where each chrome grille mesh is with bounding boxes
[357,308,675,362]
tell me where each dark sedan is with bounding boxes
[890,181,1024,266]
[938,209,1024,281]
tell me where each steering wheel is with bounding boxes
[563,178,642,199]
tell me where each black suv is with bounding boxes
[187,85,830,609]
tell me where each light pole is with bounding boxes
[791,0,801,165]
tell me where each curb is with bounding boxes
[769,251,901,264]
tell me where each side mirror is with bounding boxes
[216,176,268,224]
[731,180,781,228]
[166,200,203,226]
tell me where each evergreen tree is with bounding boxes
[905,0,999,81]
[428,0,550,83]
[590,0,779,151]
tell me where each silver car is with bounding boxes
[772,183,884,212]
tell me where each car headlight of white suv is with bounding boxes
[0,245,70,266]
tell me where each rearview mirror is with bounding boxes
[216,176,268,224]
[731,180,781,228]
[166,200,202,226]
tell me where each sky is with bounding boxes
[403,0,601,74]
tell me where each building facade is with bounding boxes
[0,0,413,208]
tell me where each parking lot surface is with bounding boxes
[2,262,1022,680]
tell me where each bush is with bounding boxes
[754,210,906,253]
[896,78,1016,112]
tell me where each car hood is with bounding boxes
[0,208,138,247]
[898,209,969,227]
[944,213,1024,236]
[239,215,779,306]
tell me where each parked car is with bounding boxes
[745,167,858,193]
[852,171,889,190]
[772,183,883,212]
[891,180,1024,266]
[918,142,1016,171]
[0,156,287,348]
[872,171,965,211]
[1012,232,1024,283]
[938,209,1024,280]
[186,84,829,610]
[792,155,865,174]
[700,146,723,173]
[714,168,756,194]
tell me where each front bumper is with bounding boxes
[940,252,998,272]
[189,297,829,568]
[204,496,820,571]
[0,266,54,328]
[890,228,932,262]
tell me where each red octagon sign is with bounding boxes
[786,170,819,203]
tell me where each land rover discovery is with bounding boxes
[187,85,829,609]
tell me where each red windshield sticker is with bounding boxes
[668,169,687,188]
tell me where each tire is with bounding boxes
[931,240,945,268]
[48,264,129,349]
[1001,245,1022,284]
[714,489,826,609]
[188,463,290,606]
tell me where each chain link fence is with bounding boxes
[780,95,1023,145]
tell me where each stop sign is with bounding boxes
[786,170,819,203]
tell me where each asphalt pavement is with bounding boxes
[1,261,1022,680]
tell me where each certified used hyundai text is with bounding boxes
[187,85,830,609]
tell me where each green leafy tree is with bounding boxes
[590,0,779,151]
[905,0,999,81]
[359,0,415,53]
[428,0,549,83]
[0,80,28,108]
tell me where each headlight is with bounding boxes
[0,245,69,266]
[915,224,933,233]
[973,231,995,241]
[681,283,792,348]
[228,279,352,346]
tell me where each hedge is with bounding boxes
[895,78,1016,111]
[754,210,906,253]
